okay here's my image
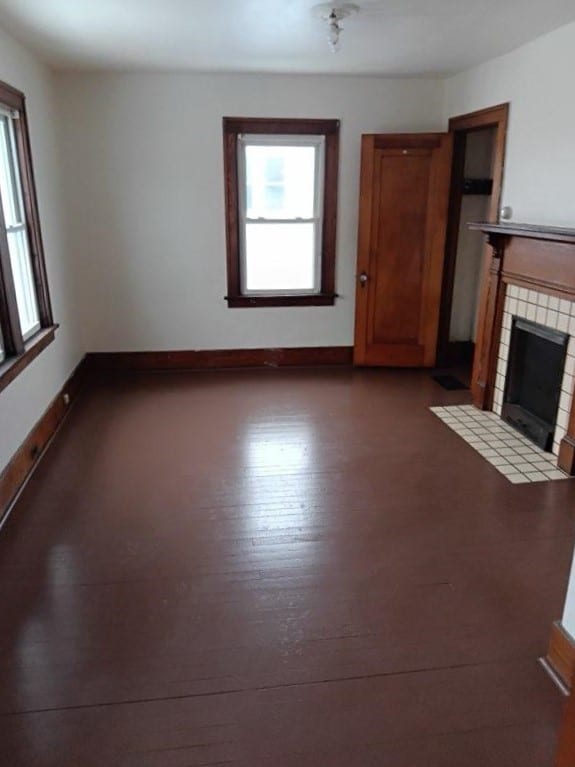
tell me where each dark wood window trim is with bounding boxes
[0,78,54,389]
[223,117,339,308]
[0,325,57,395]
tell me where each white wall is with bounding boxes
[56,72,444,352]
[0,26,82,474]
[444,21,575,228]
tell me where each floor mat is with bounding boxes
[431,373,468,391]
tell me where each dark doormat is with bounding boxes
[431,374,469,391]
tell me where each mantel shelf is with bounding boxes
[469,221,575,245]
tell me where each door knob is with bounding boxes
[359,272,368,286]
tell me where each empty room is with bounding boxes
[2,1,575,764]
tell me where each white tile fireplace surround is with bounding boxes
[431,285,575,484]
[492,286,575,456]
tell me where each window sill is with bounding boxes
[0,325,58,395]
[226,294,337,308]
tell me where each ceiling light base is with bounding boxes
[312,4,360,53]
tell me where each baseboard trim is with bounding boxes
[85,347,354,372]
[545,621,575,691]
[0,356,87,526]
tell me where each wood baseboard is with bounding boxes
[546,621,575,691]
[85,347,354,372]
[0,357,87,525]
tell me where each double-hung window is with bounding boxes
[0,80,54,390]
[223,118,339,307]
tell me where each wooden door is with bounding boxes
[354,133,453,366]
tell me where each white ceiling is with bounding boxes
[0,0,574,76]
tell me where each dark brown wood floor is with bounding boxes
[0,367,574,766]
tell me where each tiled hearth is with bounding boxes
[431,286,575,483]
[492,285,575,455]
[431,405,569,484]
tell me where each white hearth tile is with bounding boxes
[537,294,549,309]
[560,299,571,316]
[528,459,556,471]
[517,300,527,315]
[496,446,517,455]
[557,409,569,431]
[525,471,549,482]
[497,464,520,476]
[477,449,499,458]
[507,474,531,484]
[545,469,569,480]
[558,313,570,333]
[536,306,547,324]
[546,309,558,326]
[558,389,570,409]
[514,446,534,456]
[527,289,538,304]
[565,355,575,376]
[517,287,528,302]
[430,404,572,485]
[508,298,518,315]
[500,326,511,346]
[526,305,537,321]
[508,285,519,299]
[548,296,560,312]
[514,461,538,472]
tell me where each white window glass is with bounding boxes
[239,136,324,295]
[245,223,315,292]
[0,110,40,340]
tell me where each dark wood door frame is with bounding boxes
[436,103,509,370]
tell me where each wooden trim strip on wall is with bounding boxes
[546,621,575,691]
[85,347,354,372]
[0,357,87,526]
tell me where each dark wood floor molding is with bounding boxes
[546,621,575,691]
[86,347,354,372]
[0,357,87,525]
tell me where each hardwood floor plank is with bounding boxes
[0,368,572,764]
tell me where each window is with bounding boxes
[0,80,54,392]
[223,118,339,307]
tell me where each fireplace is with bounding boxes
[502,317,568,450]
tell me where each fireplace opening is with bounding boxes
[502,317,568,451]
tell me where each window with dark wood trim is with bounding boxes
[223,117,339,308]
[0,79,55,393]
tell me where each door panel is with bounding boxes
[354,133,452,367]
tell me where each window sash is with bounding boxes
[238,134,325,296]
[0,104,41,343]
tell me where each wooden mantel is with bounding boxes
[469,221,575,475]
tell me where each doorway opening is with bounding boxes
[436,104,509,377]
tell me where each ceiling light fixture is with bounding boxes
[312,4,359,53]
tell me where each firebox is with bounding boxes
[502,317,569,451]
